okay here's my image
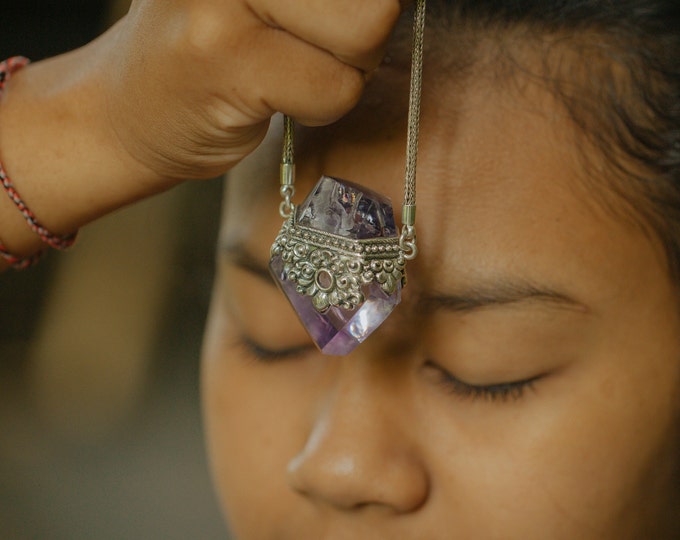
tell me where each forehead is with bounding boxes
[221,60,667,309]
[224,59,586,244]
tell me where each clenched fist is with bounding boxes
[107,0,404,181]
[0,0,405,265]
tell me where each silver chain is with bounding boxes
[279,115,296,218]
[400,0,426,260]
[279,0,427,259]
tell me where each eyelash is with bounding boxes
[238,336,313,362]
[425,360,540,402]
[238,339,539,402]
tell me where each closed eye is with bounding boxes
[424,360,542,402]
[238,335,315,362]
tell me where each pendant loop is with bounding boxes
[399,224,418,260]
[279,187,295,218]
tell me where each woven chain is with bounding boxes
[399,0,426,259]
[282,114,294,165]
[404,0,426,208]
[279,115,296,217]
[279,0,427,259]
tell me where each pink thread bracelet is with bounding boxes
[0,56,77,269]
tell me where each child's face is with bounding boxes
[201,61,680,538]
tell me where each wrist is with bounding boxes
[0,27,179,262]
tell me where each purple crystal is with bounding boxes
[270,176,403,356]
[297,176,397,239]
[270,256,401,355]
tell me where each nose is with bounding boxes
[286,358,429,514]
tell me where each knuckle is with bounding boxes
[349,0,401,53]
[175,3,231,56]
[334,68,366,112]
[308,67,365,125]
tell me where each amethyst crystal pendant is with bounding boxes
[269,176,406,356]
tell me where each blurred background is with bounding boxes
[0,1,229,538]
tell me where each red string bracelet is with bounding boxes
[0,56,78,269]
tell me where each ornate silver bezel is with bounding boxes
[270,214,406,313]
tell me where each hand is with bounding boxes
[105,0,404,182]
[0,0,404,267]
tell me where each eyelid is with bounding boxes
[239,335,315,362]
[424,360,542,402]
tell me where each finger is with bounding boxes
[247,0,402,73]
[229,23,368,126]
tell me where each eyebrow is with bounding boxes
[420,282,588,313]
[222,242,588,313]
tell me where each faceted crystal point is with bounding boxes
[296,176,398,239]
[269,176,404,356]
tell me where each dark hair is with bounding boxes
[429,0,680,279]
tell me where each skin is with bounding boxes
[201,52,680,539]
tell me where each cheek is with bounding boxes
[200,297,314,536]
[418,358,680,538]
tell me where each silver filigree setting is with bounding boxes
[270,215,406,313]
